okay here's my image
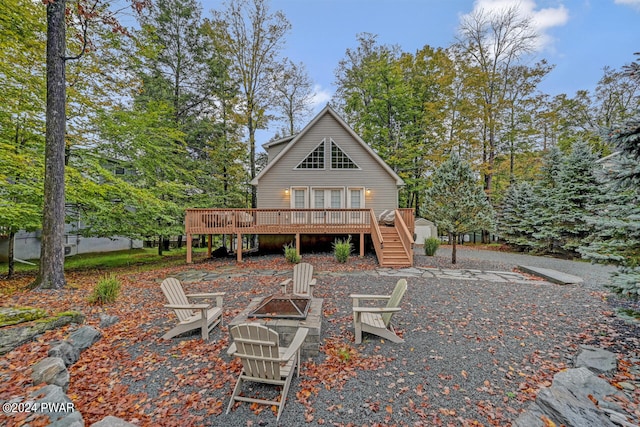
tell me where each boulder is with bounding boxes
[31,357,69,391]
[91,416,138,426]
[536,384,615,427]
[553,367,624,404]
[575,345,617,374]
[30,384,80,424]
[48,341,80,367]
[99,314,119,329]
[69,326,101,352]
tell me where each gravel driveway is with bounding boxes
[418,245,617,290]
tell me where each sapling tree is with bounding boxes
[424,154,495,264]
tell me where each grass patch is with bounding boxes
[283,242,301,263]
[0,247,208,275]
[88,274,121,305]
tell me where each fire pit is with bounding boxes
[248,294,311,319]
[230,296,323,359]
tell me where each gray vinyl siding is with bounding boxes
[256,113,399,215]
[266,142,287,163]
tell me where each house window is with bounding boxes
[348,188,363,209]
[331,140,359,169]
[292,188,307,208]
[347,187,365,223]
[296,140,325,169]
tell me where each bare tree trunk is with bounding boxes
[7,231,15,279]
[34,0,67,290]
[451,233,457,264]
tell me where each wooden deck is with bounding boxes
[185,208,415,267]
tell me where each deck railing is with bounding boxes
[395,209,414,260]
[186,208,373,235]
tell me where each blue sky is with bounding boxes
[199,0,640,143]
[202,0,640,110]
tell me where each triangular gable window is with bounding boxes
[296,140,325,169]
[331,140,359,169]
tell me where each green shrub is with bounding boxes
[423,237,440,256]
[333,236,353,263]
[283,242,300,263]
[88,274,121,305]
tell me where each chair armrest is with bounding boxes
[187,292,225,307]
[352,307,401,313]
[281,327,309,361]
[309,279,317,287]
[227,342,237,356]
[350,294,392,300]
[164,303,210,310]
[280,278,292,293]
[186,292,225,298]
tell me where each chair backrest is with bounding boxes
[382,279,407,326]
[230,324,281,380]
[292,262,314,295]
[161,278,194,322]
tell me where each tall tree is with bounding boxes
[0,0,47,277]
[37,0,69,289]
[455,5,537,199]
[271,59,314,135]
[211,0,291,208]
[423,154,495,264]
[581,53,640,298]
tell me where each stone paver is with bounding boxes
[174,265,544,284]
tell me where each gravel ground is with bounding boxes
[416,245,617,290]
[119,248,637,426]
[4,248,637,427]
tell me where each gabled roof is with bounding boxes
[262,134,296,150]
[251,105,404,186]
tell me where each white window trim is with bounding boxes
[290,186,309,209]
[310,187,345,209]
[330,138,361,170]
[347,187,365,209]
[294,139,326,170]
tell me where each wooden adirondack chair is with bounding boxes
[280,262,316,296]
[350,279,407,344]
[226,323,309,423]
[160,278,225,340]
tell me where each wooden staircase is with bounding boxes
[378,226,412,267]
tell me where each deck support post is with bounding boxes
[295,233,300,257]
[186,234,193,264]
[359,233,365,257]
[237,233,242,262]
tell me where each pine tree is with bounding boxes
[553,141,603,254]
[580,54,640,298]
[530,146,563,253]
[498,181,537,251]
[424,154,495,264]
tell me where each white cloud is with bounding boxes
[614,0,640,10]
[310,84,332,111]
[465,0,570,52]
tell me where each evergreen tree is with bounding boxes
[530,146,564,253]
[498,181,537,251]
[424,154,495,264]
[580,53,640,298]
[553,141,603,254]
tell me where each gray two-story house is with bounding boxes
[185,105,414,266]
